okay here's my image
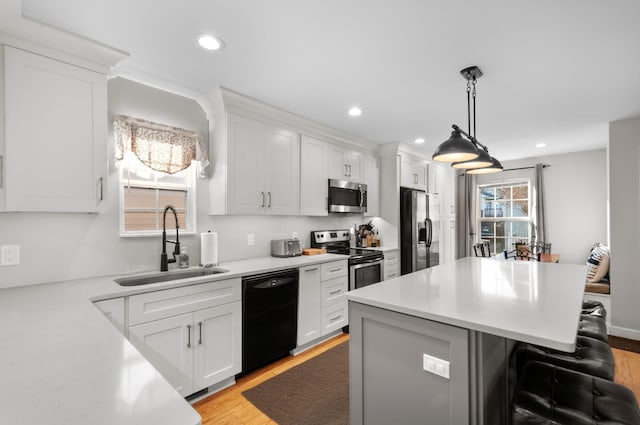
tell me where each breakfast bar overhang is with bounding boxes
[346,257,587,425]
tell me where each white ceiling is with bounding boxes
[10,0,640,161]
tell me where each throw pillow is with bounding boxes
[586,243,610,283]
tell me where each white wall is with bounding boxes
[473,149,607,265]
[0,78,369,288]
[609,116,640,339]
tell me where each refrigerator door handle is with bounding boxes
[426,218,433,247]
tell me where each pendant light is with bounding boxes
[432,66,502,174]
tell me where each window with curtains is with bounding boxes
[478,181,531,255]
[118,151,195,235]
[114,115,205,235]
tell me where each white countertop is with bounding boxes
[346,257,587,352]
[0,253,347,425]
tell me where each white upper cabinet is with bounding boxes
[400,155,427,191]
[363,155,380,217]
[2,46,107,212]
[221,113,300,215]
[328,144,363,182]
[300,135,329,216]
[427,163,438,194]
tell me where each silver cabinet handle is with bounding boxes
[329,268,341,273]
[305,267,319,272]
[97,177,103,202]
[329,289,342,295]
[187,324,192,348]
[260,191,265,208]
[198,321,203,345]
[267,191,271,208]
[330,315,342,322]
[348,164,352,177]
[344,164,348,176]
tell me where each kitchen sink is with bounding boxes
[115,267,229,286]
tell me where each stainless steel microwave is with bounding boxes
[328,179,367,213]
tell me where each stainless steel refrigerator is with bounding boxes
[400,187,440,275]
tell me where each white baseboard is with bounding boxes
[609,325,640,341]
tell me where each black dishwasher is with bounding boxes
[242,268,299,374]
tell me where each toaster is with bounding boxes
[271,239,302,257]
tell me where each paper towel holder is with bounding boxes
[201,230,219,267]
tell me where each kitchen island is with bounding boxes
[346,257,587,425]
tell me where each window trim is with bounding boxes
[118,157,197,237]
[477,179,531,255]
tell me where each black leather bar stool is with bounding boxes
[582,300,607,319]
[514,335,615,381]
[578,314,608,342]
[512,361,640,425]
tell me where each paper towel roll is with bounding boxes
[201,231,218,266]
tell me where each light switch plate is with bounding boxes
[423,353,450,379]
[1,245,20,266]
[247,233,254,246]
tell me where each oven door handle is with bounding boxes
[351,258,384,267]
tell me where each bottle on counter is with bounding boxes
[179,246,189,268]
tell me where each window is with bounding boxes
[119,151,196,235]
[478,181,530,255]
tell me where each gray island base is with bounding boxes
[346,257,587,425]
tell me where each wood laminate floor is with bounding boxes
[192,335,640,425]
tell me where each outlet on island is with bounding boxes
[247,233,254,246]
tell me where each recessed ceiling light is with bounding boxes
[348,106,363,117]
[197,34,224,51]
[535,143,547,148]
[414,138,426,144]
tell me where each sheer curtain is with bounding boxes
[114,115,209,176]
[457,173,475,258]
[532,163,547,245]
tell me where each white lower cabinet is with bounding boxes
[128,278,241,397]
[383,249,400,280]
[297,260,348,347]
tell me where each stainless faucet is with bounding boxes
[161,205,181,272]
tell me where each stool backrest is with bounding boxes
[473,241,491,257]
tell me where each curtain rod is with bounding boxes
[458,164,551,176]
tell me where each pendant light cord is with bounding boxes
[472,77,477,139]
[466,79,472,136]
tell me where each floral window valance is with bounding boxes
[114,115,209,175]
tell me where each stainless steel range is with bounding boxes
[310,229,384,290]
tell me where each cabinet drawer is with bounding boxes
[384,250,399,265]
[321,276,348,308]
[129,278,241,325]
[320,260,348,281]
[321,301,348,335]
[384,269,399,281]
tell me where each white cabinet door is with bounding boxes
[328,144,364,182]
[193,302,242,389]
[4,46,107,212]
[226,114,263,214]
[129,313,195,397]
[383,249,400,280]
[297,264,322,346]
[225,113,300,215]
[300,135,329,216]
[363,155,380,216]
[264,126,299,215]
[401,157,427,190]
[321,301,348,335]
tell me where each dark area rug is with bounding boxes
[609,335,640,354]
[242,341,349,425]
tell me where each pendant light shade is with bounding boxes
[432,128,480,163]
[451,147,493,169]
[432,66,502,174]
[466,156,503,174]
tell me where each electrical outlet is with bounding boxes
[247,233,254,246]
[1,245,20,266]
[423,354,450,379]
